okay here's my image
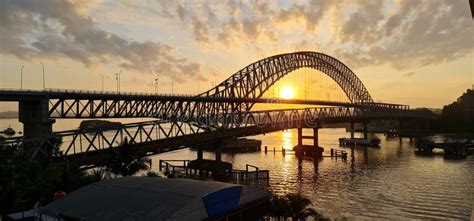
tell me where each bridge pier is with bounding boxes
[398,120,403,142]
[197,147,203,160]
[297,128,303,147]
[297,127,319,147]
[19,99,55,139]
[350,122,355,139]
[363,122,368,139]
[215,147,222,162]
[313,127,319,147]
[294,127,323,159]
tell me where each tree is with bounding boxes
[105,138,151,177]
[0,144,103,214]
[269,193,322,221]
[285,193,320,220]
[270,195,290,220]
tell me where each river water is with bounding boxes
[1,119,473,220]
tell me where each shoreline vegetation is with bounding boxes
[0,111,17,119]
[79,120,123,130]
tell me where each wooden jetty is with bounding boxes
[158,159,269,185]
[330,148,348,160]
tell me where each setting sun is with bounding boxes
[279,86,295,99]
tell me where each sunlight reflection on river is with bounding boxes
[1,120,473,219]
[151,129,474,220]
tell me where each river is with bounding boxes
[1,119,473,220]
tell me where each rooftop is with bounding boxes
[39,177,270,220]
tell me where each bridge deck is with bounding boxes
[0,88,408,109]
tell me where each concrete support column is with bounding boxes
[297,127,303,147]
[350,122,355,139]
[19,99,55,139]
[313,127,319,147]
[197,147,203,160]
[398,120,403,142]
[363,122,368,139]
[215,147,222,162]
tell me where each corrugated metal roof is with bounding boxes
[39,177,270,221]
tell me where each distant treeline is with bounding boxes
[432,89,474,133]
[0,111,17,119]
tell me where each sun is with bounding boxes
[279,86,295,99]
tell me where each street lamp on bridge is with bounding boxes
[172,76,175,94]
[155,78,158,94]
[20,65,24,90]
[40,62,45,90]
[115,69,123,93]
[100,74,104,92]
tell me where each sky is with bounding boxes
[0,0,473,111]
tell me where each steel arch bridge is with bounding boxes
[0,51,433,167]
[200,51,374,112]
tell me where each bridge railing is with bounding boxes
[0,106,433,163]
[0,88,198,97]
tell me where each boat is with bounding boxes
[198,138,262,152]
[1,126,16,136]
[79,120,122,131]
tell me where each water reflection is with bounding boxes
[1,120,473,219]
[152,128,473,220]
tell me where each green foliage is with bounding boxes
[434,89,474,133]
[270,193,324,221]
[104,138,150,177]
[0,145,105,215]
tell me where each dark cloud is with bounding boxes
[335,0,473,70]
[0,0,208,82]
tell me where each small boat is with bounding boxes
[1,126,16,136]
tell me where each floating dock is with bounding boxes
[415,140,473,158]
[339,138,380,147]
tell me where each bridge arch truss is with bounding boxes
[200,51,374,111]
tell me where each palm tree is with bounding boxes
[270,193,321,221]
[285,193,320,221]
[270,195,289,220]
[105,138,151,177]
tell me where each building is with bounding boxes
[38,177,271,221]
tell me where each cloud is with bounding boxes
[335,0,474,70]
[152,0,472,71]
[0,0,209,82]
[404,71,416,77]
[1,0,472,83]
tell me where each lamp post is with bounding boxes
[115,69,123,93]
[171,76,174,94]
[40,62,45,90]
[20,65,24,90]
[115,73,119,93]
[100,74,104,92]
[154,78,158,94]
